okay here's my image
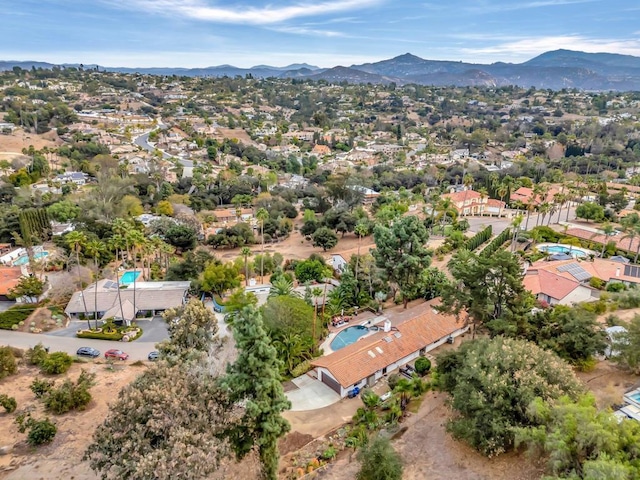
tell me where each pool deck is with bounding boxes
[536,242,596,258]
[319,300,441,355]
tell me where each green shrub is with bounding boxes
[414,357,431,375]
[589,277,606,290]
[480,228,511,257]
[321,445,337,460]
[0,346,17,380]
[16,414,57,446]
[76,326,142,341]
[0,394,17,413]
[290,360,312,378]
[361,390,381,409]
[465,226,492,252]
[40,351,73,375]
[606,282,626,293]
[30,378,55,398]
[42,370,96,414]
[26,343,49,366]
[0,303,38,329]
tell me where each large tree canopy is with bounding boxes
[372,215,431,307]
[436,337,583,457]
[439,249,533,334]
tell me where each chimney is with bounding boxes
[616,267,621,277]
[383,320,391,333]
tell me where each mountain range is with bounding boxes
[4,50,640,90]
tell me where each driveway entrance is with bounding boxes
[287,374,341,411]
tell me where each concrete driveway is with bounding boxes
[286,374,341,412]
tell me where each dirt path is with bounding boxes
[319,391,544,480]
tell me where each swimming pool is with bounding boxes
[330,325,370,351]
[12,251,49,266]
[120,270,141,285]
[537,244,588,259]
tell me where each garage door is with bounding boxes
[320,371,342,394]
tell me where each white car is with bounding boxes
[380,392,392,402]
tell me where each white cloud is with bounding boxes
[102,0,383,25]
[269,26,348,38]
[466,0,602,13]
[461,35,640,60]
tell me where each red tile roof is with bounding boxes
[442,190,482,203]
[0,267,22,295]
[312,302,466,387]
[523,268,581,300]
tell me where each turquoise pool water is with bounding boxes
[330,325,370,351]
[120,271,141,285]
[13,251,49,266]
[630,392,640,403]
[538,245,587,258]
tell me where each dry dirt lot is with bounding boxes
[0,129,62,155]
[0,360,141,479]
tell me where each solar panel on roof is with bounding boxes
[557,262,591,282]
[104,280,118,289]
[624,265,640,278]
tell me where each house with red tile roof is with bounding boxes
[311,300,468,397]
[523,267,594,305]
[0,266,24,302]
[442,189,483,216]
[510,186,561,206]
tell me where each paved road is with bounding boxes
[2,303,226,361]
[466,205,578,235]
[2,330,158,361]
[133,131,194,168]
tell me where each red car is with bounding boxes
[104,349,129,361]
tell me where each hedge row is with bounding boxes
[480,228,511,257]
[0,304,39,330]
[465,226,492,252]
[76,327,143,342]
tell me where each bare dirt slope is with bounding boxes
[0,361,140,479]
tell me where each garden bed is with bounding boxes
[76,323,143,342]
[0,303,40,330]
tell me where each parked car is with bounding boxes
[147,351,159,361]
[76,347,100,358]
[105,349,129,361]
[380,391,392,402]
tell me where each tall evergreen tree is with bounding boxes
[372,215,431,308]
[221,306,291,480]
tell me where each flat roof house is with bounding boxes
[312,302,468,397]
[65,280,190,324]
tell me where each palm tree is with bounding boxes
[125,229,146,321]
[240,247,252,286]
[256,207,269,283]
[510,214,524,252]
[354,221,369,290]
[622,213,640,256]
[107,234,127,322]
[311,286,323,352]
[268,276,298,298]
[65,231,89,328]
[461,173,474,216]
[84,239,105,329]
[595,223,615,258]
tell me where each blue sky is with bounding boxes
[2,0,640,68]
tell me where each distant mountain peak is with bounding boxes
[391,53,425,62]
